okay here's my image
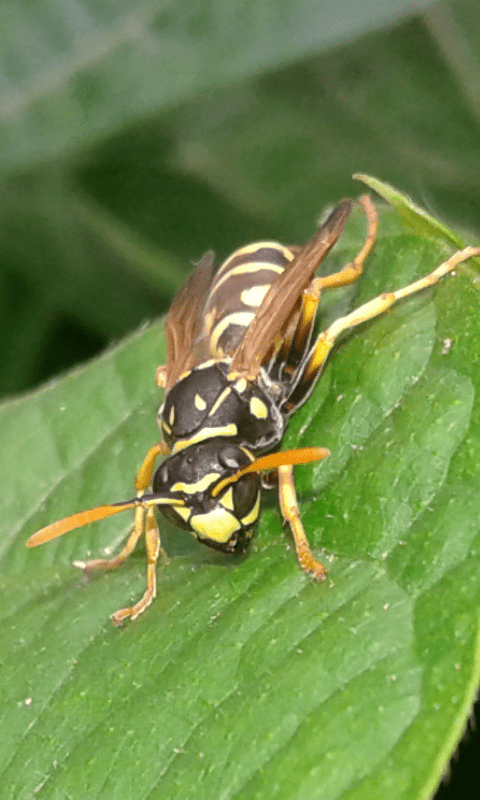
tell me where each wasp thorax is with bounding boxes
[152,439,261,553]
[159,361,284,455]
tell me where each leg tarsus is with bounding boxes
[302,244,480,387]
[278,465,327,581]
[73,503,147,576]
[110,507,161,626]
[313,194,378,292]
[75,443,169,625]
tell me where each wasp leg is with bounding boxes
[134,442,169,491]
[156,365,167,388]
[73,443,168,624]
[302,244,480,389]
[278,195,378,382]
[310,194,378,293]
[74,504,148,576]
[278,465,327,580]
[75,443,167,576]
[110,506,160,626]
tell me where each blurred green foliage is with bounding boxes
[1,0,479,398]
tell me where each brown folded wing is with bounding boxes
[164,250,216,391]
[228,199,354,377]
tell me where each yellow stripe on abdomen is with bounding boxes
[210,311,256,357]
[203,241,295,358]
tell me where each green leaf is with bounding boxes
[354,174,473,249]
[1,202,479,799]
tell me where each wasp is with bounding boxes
[26,196,480,625]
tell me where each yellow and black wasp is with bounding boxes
[26,196,480,625]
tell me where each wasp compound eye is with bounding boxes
[219,446,250,471]
[231,474,259,518]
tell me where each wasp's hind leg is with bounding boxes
[73,443,168,625]
[311,194,378,293]
[276,195,377,390]
[300,244,480,393]
[278,465,327,580]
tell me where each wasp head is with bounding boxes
[152,439,261,553]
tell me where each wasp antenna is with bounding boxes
[142,496,186,508]
[25,501,138,548]
[212,447,330,497]
[242,447,330,475]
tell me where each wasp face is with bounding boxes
[152,439,261,553]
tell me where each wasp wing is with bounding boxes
[228,199,354,377]
[164,250,216,391]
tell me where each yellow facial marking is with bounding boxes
[240,284,270,308]
[219,487,235,511]
[169,405,175,426]
[171,472,220,495]
[173,506,191,523]
[162,420,171,436]
[241,493,261,527]
[240,446,255,461]
[194,393,207,411]
[190,508,240,543]
[249,396,268,419]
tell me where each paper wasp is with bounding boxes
[26,196,480,625]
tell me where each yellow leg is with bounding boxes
[74,503,147,575]
[278,465,327,580]
[134,443,168,492]
[74,443,168,624]
[311,194,378,292]
[304,244,480,384]
[284,195,378,369]
[110,506,160,626]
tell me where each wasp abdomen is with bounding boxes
[203,242,294,358]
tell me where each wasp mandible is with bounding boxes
[26,196,480,624]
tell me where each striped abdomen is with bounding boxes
[203,241,295,358]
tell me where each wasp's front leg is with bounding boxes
[278,464,327,580]
[110,505,161,626]
[74,443,169,624]
[156,365,167,388]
